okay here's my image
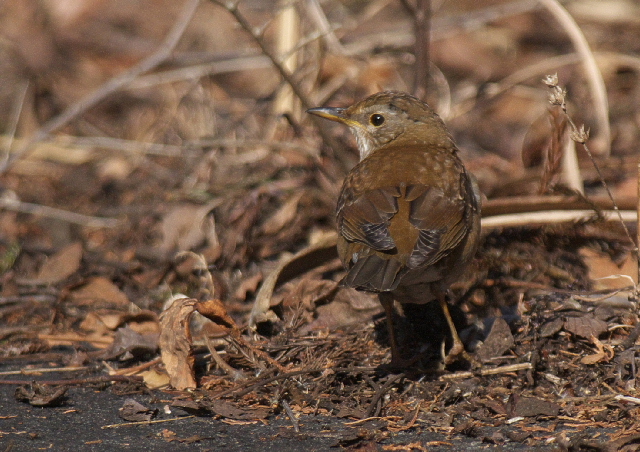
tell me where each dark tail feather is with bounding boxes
[340,255,404,292]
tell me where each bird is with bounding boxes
[307,91,481,368]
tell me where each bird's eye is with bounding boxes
[370,114,385,127]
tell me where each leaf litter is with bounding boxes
[1,0,640,449]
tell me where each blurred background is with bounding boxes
[0,0,639,363]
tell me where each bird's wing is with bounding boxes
[337,186,400,251]
[405,179,471,269]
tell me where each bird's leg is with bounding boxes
[438,292,477,367]
[379,293,405,368]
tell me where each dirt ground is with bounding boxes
[2,1,640,451]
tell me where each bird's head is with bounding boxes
[308,91,452,160]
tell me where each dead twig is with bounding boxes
[102,415,196,429]
[0,195,121,228]
[1,81,29,168]
[303,0,345,55]
[482,194,637,217]
[404,0,431,99]
[205,335,246,381]
[208,0,343,166]
[364,373,405,418]
[440,362,533,381]
[215,366,378,398]
[481,209,636,230]
[0,375,143,386]
[0,366,93,376]
[280,399,300,432]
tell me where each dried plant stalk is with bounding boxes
[539,0,610,156]
[538,106,567,194]
[273,0,301,118]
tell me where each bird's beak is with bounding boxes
[307,107,350,124]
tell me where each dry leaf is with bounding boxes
[260,191,304,235]
[36,242,82,283]
[580,248,638,289]
[234,272,263,300]
[140,369,171,389]
[475,317,515,362]
[506,394,560,418]
[70,276,129,306]
[250,233,338,328]
[563,315,609,339]
[158,201,221,255]
[301,287,380,333]
[581,335,615,365]
[119,398,157,422]
[159,298,198,390]
[195,299,237,329]
[15,383,67,407]
[104,326,159,360]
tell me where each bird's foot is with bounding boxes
[442,340,480,369]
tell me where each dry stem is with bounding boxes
[539,0,610,156]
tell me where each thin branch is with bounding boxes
[1,81,29,168]
[303,0,346,54]
[0,0,201,174]
[343,0,540,56]
[0,195,121,228]
[440,362,533,380]
[127,54,272,90]
[0,375,143,386]
[102,416,195,429]
[481,209,636,230]
[412,0,431,100]
[482,194,638,217]
[209,0,341,156]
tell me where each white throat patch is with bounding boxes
[351,127,374,161]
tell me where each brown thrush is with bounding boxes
[308,91,481,367]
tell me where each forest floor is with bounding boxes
[2,1,640,450]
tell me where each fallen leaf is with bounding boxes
[300,287,380,333]
[540,317,564,338]
[173,399,270,420]
[564,315,609,339]
[250,234,338,328]
[580,247,637,289]
[159,298,197,390]
[15,383,67,407]
[103,326,159,360]
[260,191,304,235]
[119,398,157,422]
[475,317,515,362]
[205,399,269,420]
[140,369,170,389]
[195,299,237,329]
[70,276,129,306]
[506,394,560,418]
[36,242,82,284]
[158,200,222,255]
[581,335,614,365]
